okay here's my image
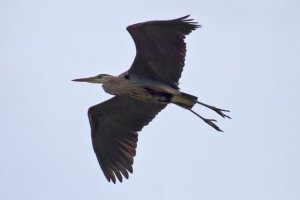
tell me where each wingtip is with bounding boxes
[180,14,191,20]
[178,15,201,30]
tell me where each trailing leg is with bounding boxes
[188,109,223,132]
[197,101,231,119]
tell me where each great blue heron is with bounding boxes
[73,15,230,183]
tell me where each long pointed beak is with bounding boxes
[72,77,97,83]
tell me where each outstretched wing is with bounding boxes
[127,15,200,88]
[88,96,166,183]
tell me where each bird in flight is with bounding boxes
[73,15,230,183]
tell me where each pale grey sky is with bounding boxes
[1,0,300,199]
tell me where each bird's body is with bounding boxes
[103,73,179,98]
[73,15,230,183]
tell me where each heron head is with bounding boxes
[72,74,112,84]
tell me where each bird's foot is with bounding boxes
[189,109,224,132]
[197,101,231,119]
[203,118,223,132]
[211,107,231,119]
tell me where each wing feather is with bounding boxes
[88,96,166,183]
[127,15,200,88]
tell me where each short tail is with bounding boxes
[171,92,198,109]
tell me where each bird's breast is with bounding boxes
[102,78,138,95]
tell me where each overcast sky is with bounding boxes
[1,0,300,199]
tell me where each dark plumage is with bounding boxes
[127,15,200,88]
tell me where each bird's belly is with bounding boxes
[128,86,173,103]
[103,78,176,103]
